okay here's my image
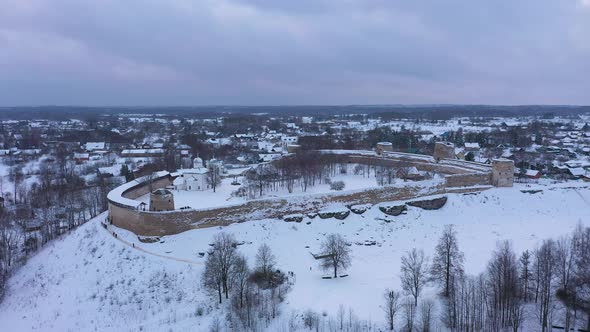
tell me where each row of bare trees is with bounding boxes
[203,233,292,331]
[241,151,418,199]
[199,223,590,331]
[380,224,590,332]
[0,158,121,302]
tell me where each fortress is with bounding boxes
[107,147,514,236]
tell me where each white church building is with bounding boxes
[172,157,210,191]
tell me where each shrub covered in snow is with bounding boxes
[231,187,247,198]
[330,180,346,191]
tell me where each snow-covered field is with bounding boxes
[1,182,589,331]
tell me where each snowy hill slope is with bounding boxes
[0,183,589,331]
[0,213,212,332]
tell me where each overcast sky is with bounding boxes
[1,0,589,106]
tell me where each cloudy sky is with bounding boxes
[1,0,589,106]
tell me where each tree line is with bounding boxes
[383,224,590,332]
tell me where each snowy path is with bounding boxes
[102,221,203,265]
[574,189,590,208]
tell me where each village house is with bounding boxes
[73,153,90,163]
[121,148,165,158]
[85,142,106,152]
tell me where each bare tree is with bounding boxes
[555,236,575,331]
[337,304,346,330]
[8,166,23,203]
[231,254,250,308]
[510,298,526,332]
[571,224,590,332]
[519,250,532,302]
[209,316,222,332]
[207,165,222,192]
[403,296,417,332]
[203,232,238,302]
[383,289,401,331]
[145,172,156,193]
[401,248,428,306]
[255,243,276,277]
[534,239,556,332]
[203,250,224,304]
[320,233,352,278]
[0,223,22,269]
[486,240,520,331]
[418,299,435,332]
[430,225,464,297]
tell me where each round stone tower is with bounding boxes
[149,189,175,211]
[491,159,514,187]
[376,142,393,155]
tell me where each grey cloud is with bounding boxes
[0,0,588,106]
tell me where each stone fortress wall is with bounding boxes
[107,148,514,236]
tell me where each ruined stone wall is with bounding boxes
[108,152,496,236]
[122,176,173,200]
[444,173,492,188]
[110,181,450,236]
[347,155,470,175]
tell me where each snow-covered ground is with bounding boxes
[1,182,589,331]
[136,172,386,209]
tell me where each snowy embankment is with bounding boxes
[0,182,589,331]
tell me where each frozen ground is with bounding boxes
[0,181,589,331]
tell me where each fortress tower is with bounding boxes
[433,142,456,161]
[491,159,514,187]
[149,189,175,211]
[376,142,394,155]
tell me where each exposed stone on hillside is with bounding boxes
[349,204,372,214]
[407,196,448,210]
[283,214,304,222]
[318,209,350,220]
[379,204,407,216]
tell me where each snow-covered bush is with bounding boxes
[231,187,247,198]
[330,180,346,191]
[353,164,364,175]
